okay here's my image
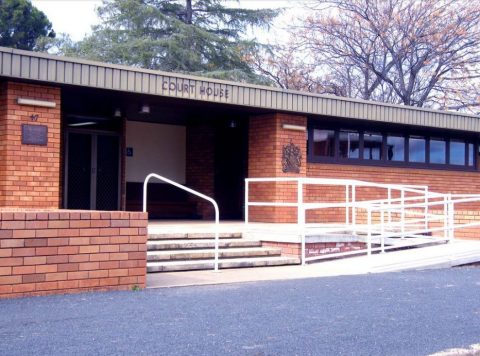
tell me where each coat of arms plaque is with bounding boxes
[282,141,302,173]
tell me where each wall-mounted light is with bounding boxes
[282,124,306,132]
[114,108,122,118]
[139,104,150,114]
[228,119,237,129]
[17,98,56,108]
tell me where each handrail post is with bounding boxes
[345,184,350,226]
[244,179,249,226]
[213,203,220,271]
[443,195,448,240]
[400,189,405,239]
[380,202,385,253]
[143,177,149,213]
[298,180,306,265]
[387,187,392,224]
[367,207,372,256]
[352,184,356,232]
[447,194,455,242]
[424,187,429,230]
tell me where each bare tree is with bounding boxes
[268,0,480,112]
[249,42,351,96]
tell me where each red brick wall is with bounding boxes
[186,123,215,219]
[306,163,480,226]
[262,241,366,258]
[248,113,307,222]
[0,81,61,208]
[0,209,147,299]
[451,211,480,239]
[428,209,480,240]
[307,163,480,197]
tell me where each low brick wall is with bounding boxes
[263,241,366,258]
[0,210,148,298]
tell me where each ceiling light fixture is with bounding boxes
[139,104,150,114]
[68,121,96,127]
[228,119,237,128]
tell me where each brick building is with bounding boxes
[0,46,480,297]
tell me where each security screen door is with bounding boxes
[65,131,120,210]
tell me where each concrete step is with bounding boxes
[148,232,243,240]
[147,256,301,272]
[147,247,282,262]
[147,239,261,251]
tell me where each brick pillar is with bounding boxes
[186,123,215,219]
[0,81,62,208]
[248,113,307,222]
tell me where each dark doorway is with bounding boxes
[65,131,120,210]
[214,120,248,220]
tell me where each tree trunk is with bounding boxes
[185,0,193,24]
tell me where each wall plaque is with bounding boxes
[282,141,302,173]
[22,124,48,146]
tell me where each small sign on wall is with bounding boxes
[126,147,133,157]
[21,124,48,146]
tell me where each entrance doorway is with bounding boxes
[214,120,248,220]
[65,131,120,210]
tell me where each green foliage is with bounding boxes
[0,0,54,50]
[59,0,279,83]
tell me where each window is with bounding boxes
[308,123,477,171]
[409,136,426,163]
[339,131,360,159]
[386,135,405,162]
[430,138,446,164]
[450,140,466,165]
[364,132,382,160]
[313,129,335,157]
[468,143,475,167]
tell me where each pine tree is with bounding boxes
[0,0,54,50]
[62,0,279,83]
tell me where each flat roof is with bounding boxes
[1,46,479,132]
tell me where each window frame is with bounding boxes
[307,121,478,171]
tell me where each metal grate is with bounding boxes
[67,133,91,209]
[96,135,119,210]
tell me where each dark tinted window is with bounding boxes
[468,143,474,167]
[409,136,426,163]
[430,139,446,164]
[313,129,335,157]
[364,133,382,160]
[339,131,360,159]
[386,135,405,162]
[308,125,476,170]
[450,141,465,165]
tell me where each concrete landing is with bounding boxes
[147,239,480,289]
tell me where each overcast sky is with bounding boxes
[31,0,306,42]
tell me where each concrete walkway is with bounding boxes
[148,239,480,288]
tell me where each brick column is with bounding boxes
[248,113,307,222]
[186,123,215,219]
[0,82,62,208]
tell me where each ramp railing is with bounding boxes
[245,177,480,264]
[143,173,220,271]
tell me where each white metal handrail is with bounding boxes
[143,173,220,272]
[245,177,480,265]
